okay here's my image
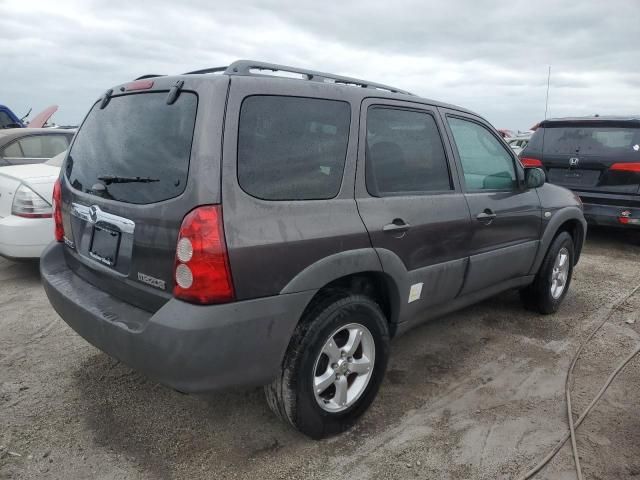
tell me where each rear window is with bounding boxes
[238,96,350,200]
[66,92,197,204]
[541,124,640,156]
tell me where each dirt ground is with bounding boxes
[1,227,640,480]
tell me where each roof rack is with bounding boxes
[134,74,166,80]
[182,60,414,96]
[182,66,228,75]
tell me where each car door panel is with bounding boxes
[355,99,472,322]
[461,240,538,294]
[441,108,542,295]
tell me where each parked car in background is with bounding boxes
[0,151,64,259]
[40,60,586,439]
[0,128,74,167]
[521,116,640,227]
[0,105,25,129]
[507,134,531,156]
[0,104,60,129]
[497,128,514,138]
[27,105,59,128]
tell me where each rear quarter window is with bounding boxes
[237,96,351,200]
[66,92,197,204]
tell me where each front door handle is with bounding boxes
[383,219,411,233]
[476,209,497,224]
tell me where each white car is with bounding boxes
[0,151,64,259]
[507,136,531,156]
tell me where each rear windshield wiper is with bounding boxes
[97,175,160,185]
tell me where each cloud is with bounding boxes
[1,0,638,130]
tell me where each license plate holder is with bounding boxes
[89,224,121,267]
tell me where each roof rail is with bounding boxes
[134,74,166,80]
[183,66,228,75]
[182,60,414,96]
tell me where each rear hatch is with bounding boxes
[524,119,640,196]
[59,75,229,313]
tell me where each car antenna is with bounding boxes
[544,65,551,120]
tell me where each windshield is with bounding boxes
[65,91,197,204]
[542,124,640,156]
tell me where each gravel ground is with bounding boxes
[1,227,639,480]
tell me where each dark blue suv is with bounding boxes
[0,105,25,129]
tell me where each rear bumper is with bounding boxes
[0,215,52,259]
[581,201,640,228]
[40,242,315,393]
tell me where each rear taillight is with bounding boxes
[619,210,640,225]
[520,157,543,168]
[610,162,640,172]
[52,179,64,242]
[173,205,234,304]
[11,184,52,219]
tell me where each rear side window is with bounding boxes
[238,96,350,200]
[366,107,452,196]
[541,124,640,155]
[66,92,197,204]
[18,135,69,158]
[447,117,516,191]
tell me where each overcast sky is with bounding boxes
[1,0,639,130]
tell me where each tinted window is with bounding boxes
[18,135,69,158]
[66,92,197,204]
[366,107,451,196]
[541,125,640,155]
[448,117,516,190]
[238,96,350,200]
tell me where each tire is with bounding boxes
[265,291,390,439]
[521,231,574,314]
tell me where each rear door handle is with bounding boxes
[476,210,497,223]
[383,219,411,233]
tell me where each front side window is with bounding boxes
[238,96,350,201]
[366,107,452,196]
[447,117,516,191]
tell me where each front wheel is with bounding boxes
[521,231,574,314]
[265,292,389,439]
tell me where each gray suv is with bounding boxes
[40,60,586,438]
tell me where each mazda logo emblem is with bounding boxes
[89,205,98,222]
[569,157,579,167]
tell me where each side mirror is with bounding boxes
[525,167,546,189]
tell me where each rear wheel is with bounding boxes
[521,231,574,314]
[265,292,389,439]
